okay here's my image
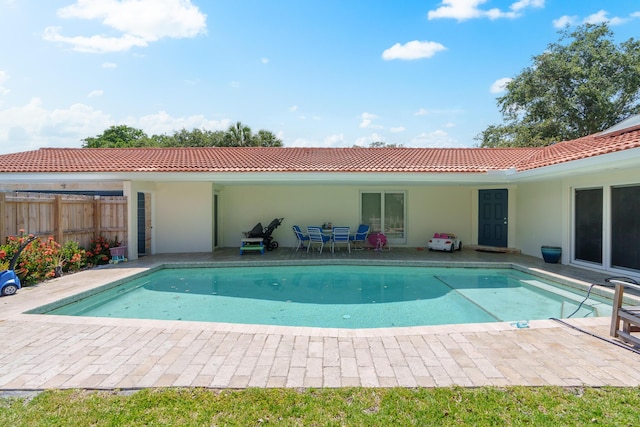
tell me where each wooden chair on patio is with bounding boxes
[607,278,640,347]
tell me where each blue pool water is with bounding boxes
[39,266,612,328]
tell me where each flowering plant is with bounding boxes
[86,235,121,266]
[1,230,88,285]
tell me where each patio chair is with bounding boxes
[349,224,369,250]
[331,226,351,253]
[292,225,309,251]
[307,226,330,253]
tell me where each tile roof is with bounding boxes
[515,124,640,171]
[0,125,638,174]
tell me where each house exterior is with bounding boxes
[1,116,640,278]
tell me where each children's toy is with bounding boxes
[108,246,128,264]
[368,232,390,251]
[1,235,36,297]
[427,233,462,252]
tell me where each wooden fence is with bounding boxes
[0,192,127,249]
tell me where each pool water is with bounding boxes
[39,266,612,328]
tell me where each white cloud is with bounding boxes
[0,98,233,154]
[0,98,112,153]
[0,70,10,96]
[382,40,446,60]
[414,108,429,116]
[511,0,544,12]
[287,137,314,147]
[261,57,269,64]
[88,89,103,98]
[286,134,344,148]
[355,133,385,147]
[289,105,298,112]
[490,77,512,94]
[323,133,345,147]
[390,126,405,133]
[584,10,627,26]
[554,10,637,28]
[44,0,207,53]
[135,111,230,136]
[102,62,117,69]
[230,81,240,88]
[408,130,462,148]
[359,112,377,128]
[428,0,544,22]
[552,15,577,28]
[43,27,148,53]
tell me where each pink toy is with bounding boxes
[368,232,388,251]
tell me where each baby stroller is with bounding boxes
[247,218,284,251]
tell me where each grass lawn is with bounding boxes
[1,386,639,426]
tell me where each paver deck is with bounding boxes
[1,248,639,390]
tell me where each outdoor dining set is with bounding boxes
[292,224,370,254]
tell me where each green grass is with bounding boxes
[1,386,639,426]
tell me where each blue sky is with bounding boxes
[0,1,639,154]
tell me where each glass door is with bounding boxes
[361,191,405,243]
[574,188,603,264]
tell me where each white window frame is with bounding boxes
[360,190,407,245]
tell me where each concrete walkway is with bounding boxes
[1,249,639,390]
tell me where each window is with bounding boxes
[574,188,603,264]
[361,191,405,243]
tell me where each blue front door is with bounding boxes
[478,189,508,247]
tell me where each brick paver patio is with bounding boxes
[1,248,638,390]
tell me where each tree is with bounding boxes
[224,121,253,147]
[82,125,149,148]
[170,128,225,147]
[368,141,404,148]
[82,122,282,148]
[477,24,640,148]
[254,129,282,147]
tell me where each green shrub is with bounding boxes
[85,235,121,266]
[0,231,88,285]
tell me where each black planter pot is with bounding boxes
[541,246,562,263]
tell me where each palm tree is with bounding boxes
[225,121,253,147]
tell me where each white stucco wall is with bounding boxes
[153,182,213,253]
[515,181,564,258]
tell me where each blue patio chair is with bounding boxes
[349,224,370,250]
[331,226,351,253]
[307,226,330,253]
[292,225,309,251]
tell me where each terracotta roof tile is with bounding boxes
[0,147,536,173]
[515,125,640,171]
[0,125,638,174]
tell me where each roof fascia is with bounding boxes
[0,171,511,186]
[508,147,640,182]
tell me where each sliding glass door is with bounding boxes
[573,184,640,273]
[574,188,603,265]
[361,191,405,243]
[611,185,640,271]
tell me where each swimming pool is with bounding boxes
[34,265,612,329]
